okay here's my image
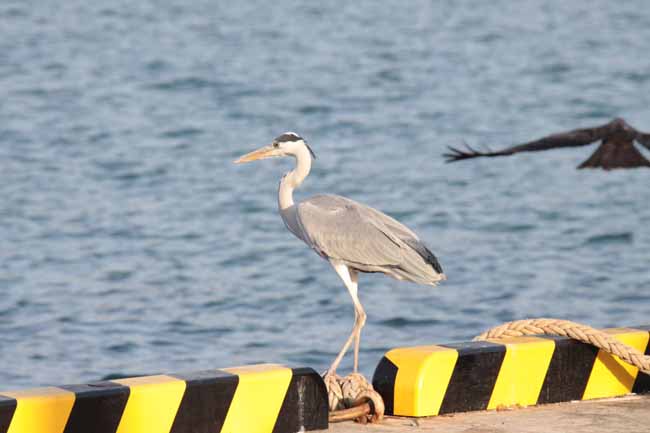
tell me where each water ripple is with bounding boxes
[584,232,634,245]
[378,317,441,328]
[147,77,222,92]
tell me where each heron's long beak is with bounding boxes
[233,145,276,164]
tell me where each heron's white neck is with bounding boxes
[278,145,312,211]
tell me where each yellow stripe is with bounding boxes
[386,345,458,416]
[582,328,649,400]
[2,387,75,433]
[220,364,292,433]
[114,375,186,433]
[486,337,555,409]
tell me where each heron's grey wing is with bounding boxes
[359,204,419,240]
[340,198,443,273]
[296,195,405,267]
[443,122,612,162]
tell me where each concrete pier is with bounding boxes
[325,394,650,433]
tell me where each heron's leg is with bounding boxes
[327,261,363,376]
[349,269,366,373]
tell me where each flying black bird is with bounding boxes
[444,118,650,170]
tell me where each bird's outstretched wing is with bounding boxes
[444,122,612,163]
[636,131,650,151]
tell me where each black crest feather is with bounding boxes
[274,132,302,143]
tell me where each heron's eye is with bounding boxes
[273,142,279,148]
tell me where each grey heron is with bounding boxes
[444,117,650,170]
[235,132,446,377]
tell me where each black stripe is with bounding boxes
[169,370,239,433]
[632,327,650,394]
[272,368,328,433]
[0,396,16,433]
[371,356,398,416]
[438,341,506,414]
[61,382,130,433]
[537,336,599,403]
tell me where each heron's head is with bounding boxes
[234,132,316,164]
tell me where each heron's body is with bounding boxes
[236,132,445,376]
[286,194,443,285]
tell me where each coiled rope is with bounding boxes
[326,318,650,423]
[325,372,384,423]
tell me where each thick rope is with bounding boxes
[475,318,650,373]
[324,372,384,423]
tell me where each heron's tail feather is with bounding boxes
[401,238,444,275]
[386,247,445,286]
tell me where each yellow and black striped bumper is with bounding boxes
[0,364,327,433]
[372,326,650,417]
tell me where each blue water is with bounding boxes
[2,1,650,388]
